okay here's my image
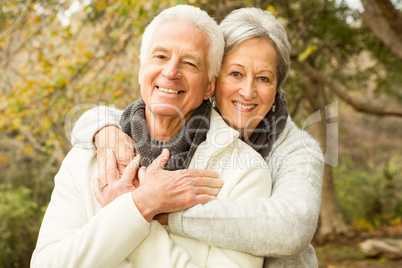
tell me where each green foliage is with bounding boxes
[334,156,402,230]
[0,184,45,268]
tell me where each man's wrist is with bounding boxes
[132,188,159,222]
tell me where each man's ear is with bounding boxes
[204,77,216,100]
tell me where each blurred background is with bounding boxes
[0,0,401,267]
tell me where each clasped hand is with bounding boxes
[94,126,223,223]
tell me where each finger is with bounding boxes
[97,147,107,170]
[121,155,141,183]
[94,176,101,196]
[128,152,136,162]
[117,152,136,176]
[186,169,219,178]
[148,148,170,172]
[194,186,221,196]
[106,149,119,183]
[195,194,217,204]
[98,155,107,187]
[190,177,224,188]
[138,166,147,185]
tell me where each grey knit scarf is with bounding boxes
[245,94,288,158]
[119,99,211,170]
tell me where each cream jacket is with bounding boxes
[31,109,271,267]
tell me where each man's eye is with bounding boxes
[155,55,166,59]
[230,72,242,78]
[186,62,197,68]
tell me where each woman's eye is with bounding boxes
[257,77,269,82]
[230,71,242,78]
[155,54,166,59]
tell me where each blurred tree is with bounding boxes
[0,0,401,254]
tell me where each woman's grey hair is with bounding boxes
[219,8,291,97]
[139,5,225,81]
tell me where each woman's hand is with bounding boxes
[154,213,168,225]
[95,149,141,207]
[133,149,223,222]
[94,126,136,176]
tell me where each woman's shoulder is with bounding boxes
[269,116,323,161]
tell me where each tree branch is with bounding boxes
[0,0,32,41]
[374,0,402,41]
[290,95,307,117]
[290,56,402,117]
[361,0,402,61]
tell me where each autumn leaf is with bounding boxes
[298,45,318,61]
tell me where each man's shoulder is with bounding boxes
[60,147,98,172]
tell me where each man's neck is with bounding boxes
[145,110,193,141]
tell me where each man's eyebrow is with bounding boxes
[152,46,168,53]
[182,53,202,65]
[150,47,202,65]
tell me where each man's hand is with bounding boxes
[95,149,141,207]
[133,149,223,222]
[94,126,136,176]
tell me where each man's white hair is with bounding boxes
[139,5,224,81]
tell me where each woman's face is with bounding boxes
[215,38,277,138]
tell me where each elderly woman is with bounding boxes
[71,7,323,267]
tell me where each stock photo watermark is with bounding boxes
[65,101,338,168]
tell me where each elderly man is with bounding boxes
[31,5,272,267]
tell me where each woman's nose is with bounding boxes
[238,80,257,100]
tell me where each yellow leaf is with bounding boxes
[25,146,33,154]
[266,5,278,15]
[0,157,8,163]
[298,45,318,61]
[84,51,93,58]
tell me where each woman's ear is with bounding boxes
[204,77,216,100]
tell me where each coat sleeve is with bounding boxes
[31,148,151,267]
[71,105,123,149]
[169,124,324,257]
[32,148,203,267]
[205,148,271,267]
[127,222,199,268]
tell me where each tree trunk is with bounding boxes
[304,79,349,238]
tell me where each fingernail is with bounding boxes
[107,148,112,154]
[162,148,169,154]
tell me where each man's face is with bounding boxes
[139,21,214,122]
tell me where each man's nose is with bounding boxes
[161,59,182,79]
